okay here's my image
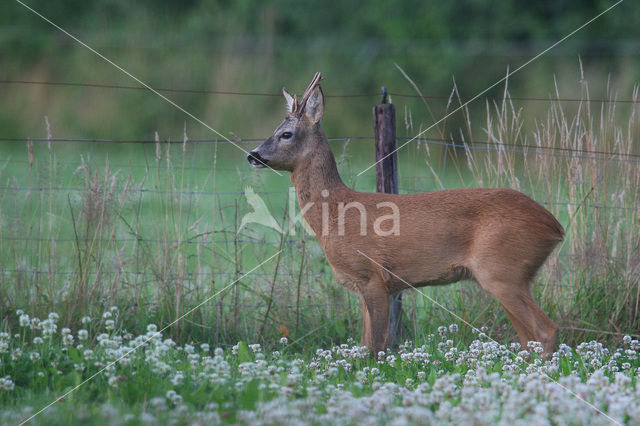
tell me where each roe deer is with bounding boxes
[247,73,564,355]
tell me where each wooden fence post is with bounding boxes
[373,86,402,345]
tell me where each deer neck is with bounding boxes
[290,137,346,208]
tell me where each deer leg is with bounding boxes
[477,278,557,355]
[360,278,390,356]
[360,298,372,348]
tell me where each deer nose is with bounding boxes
[247,151,268,168]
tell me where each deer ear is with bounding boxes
[303,85,324,123]
[282,87,294,114]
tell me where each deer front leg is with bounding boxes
[359,278,390,356]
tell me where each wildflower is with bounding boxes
[30,352,40,361]
[81,316,91,325]
[12,348,22,360]
[171,372,185,386]
[280,337,289,345]
[83,349,94,360]
[449,324,459,334]
[30,318,41,330]
[33,337,44,345]
[109,306,119,314]
[438,326,447,337]
[150,397,167,411]
[16,309,24,316]
[105,320,115,331]
[63,334,74,346]
[166,390,182,405]
[78,329,88,340]
[249,344,261,353]
[19,314,30,327]
[102,311,112,319]
[108,376,119,387]
[0,376,15,391]
[48,312,59,322]
[146,324,158,333]
[200,343,210,353]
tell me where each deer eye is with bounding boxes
[281,132,293,140]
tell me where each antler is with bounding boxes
[291,72,323,117]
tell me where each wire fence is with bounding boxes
[1,76,639,342]
[2,78,640,104]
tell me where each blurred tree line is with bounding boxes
[1,0,638,141]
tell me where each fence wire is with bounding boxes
[2,78,640,104]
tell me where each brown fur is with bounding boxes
[248,74,564,355]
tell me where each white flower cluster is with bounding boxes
[1,311,639,424]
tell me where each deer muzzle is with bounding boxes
[247,151,268,168]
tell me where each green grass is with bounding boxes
[1,75,639,352]
[1,308,639,424]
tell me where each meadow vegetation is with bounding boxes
[1,66,639,422]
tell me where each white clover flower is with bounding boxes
[102,311,112,319]
[74,364,85,372]
[0,376,15,391]
[30,318,41,330]
[63,334,74,346]
[81,316,91,325]
[108,376,118,387]
[78,329,88,341]
[30,352,40,361]
[146,324,158,333]
[19,314,30,327]
[150,397,167,411]
[166,390,182,405]
[48,312,59,322]
[0,341,8,354]
[16,309,24,316]
[83,349,94,360]
[200,343,210,353]
[12,348,22,360]
[248,344,261,353]
[37,371,45,378]
[171,372,185,386]
[61,328,71,336]
[109,306,118,314]
[105,320,115,331]
[448,324,459,334]
[279,337,289,345]
[32,337,43,345]
[40,319,57,337]
[438,326,447,337]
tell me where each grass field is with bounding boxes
[1,308,640,424]
[1,76,640,423]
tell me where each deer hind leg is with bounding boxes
[359,278,390,356]
[475,276,557,355]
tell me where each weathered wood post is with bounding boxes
[373,86,402,345]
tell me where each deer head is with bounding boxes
[247,73,325,172]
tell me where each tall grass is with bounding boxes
[1,75,639,349]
